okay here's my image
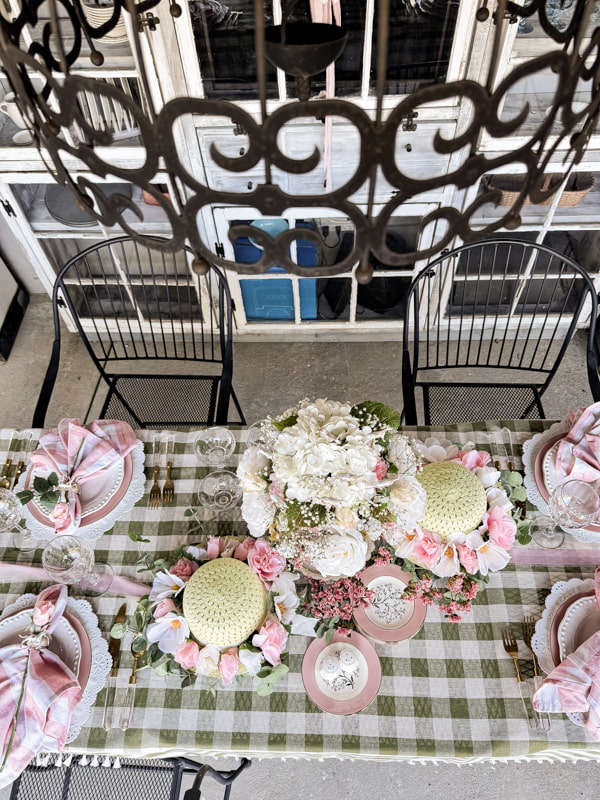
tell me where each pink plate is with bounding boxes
[65,610,92,690]
[353,564,427,644]
[534,433,600,533]
[25,454,133,530]
[301,630,381,715]
[549,589,596,667]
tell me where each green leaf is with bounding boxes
[110,622,127,639]
[511,486,527,502]
[268,663,289,682]
[131,635,147,653]
[272,414,297,432]
[507,471,523,487]
[153,661,169,677]
[127,530,150,544]
[39,493,58,510]
[325,628,335,644]
[351,401,401,431]
[183,508,194,517]
[33,476,50,494]
[47,472,59,486]
[15,490,34,505]
[256,681,273,696]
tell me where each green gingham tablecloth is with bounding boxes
[1,420,600,764]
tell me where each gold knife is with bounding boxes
[101,603,127,731]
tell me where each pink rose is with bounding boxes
[169,558,198,581]
[206,536,223,560]
[154,598,176,618]
[252,616,288,666]
[49,501,74,534]
[484,506,517,549]
[411,531,443,570]
[457,544,479,574]
[174,639,200,670]
[374,459,388,480]
[218,648,241,685]
[457,450,491,470]
[247,539,286,584]
[234,537,255,561]
[33,600,56,628]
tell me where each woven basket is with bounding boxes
[485,173,595,207]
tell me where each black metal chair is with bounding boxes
[401,238,600,424]
[10,755,251,800]
[33,237,246,429]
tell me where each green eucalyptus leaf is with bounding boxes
[109,622,127,638]
[511,486,527,502]
[131,635,147,653]
[256,681,273,696]
[128,530,151,544]
[507,471,523,487]
[325,628,335,644]
[268,663,289,681]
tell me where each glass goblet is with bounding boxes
[194,427,236,466]
[245,419,267,449]
[197,470,242,512]
[42,534,113,595]
[0,487,39,552]
[532,480,600,548]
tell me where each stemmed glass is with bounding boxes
[197,470,242,512]
[532,479,600,548]
[0,487,39,552]
[42,535,113,594]
[193,427,236,466]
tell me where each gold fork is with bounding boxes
[162,436,174,505]
[523,615,552,731]
[502,626,536,728]
[148,436,161,509]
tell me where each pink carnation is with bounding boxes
[154,598,176,618]
[218,648,241,685]
[252,616,288,666]
[247,539,286,584]
[457,450,491,470]
[234,536,255,561]
[174,639,200,670]
[169,558,198,581]
[374,459,388,480]
[411,531,443,570]
[484,506,517,549]
[457,544,479,574]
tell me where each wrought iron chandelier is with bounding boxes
[0,0,598,281]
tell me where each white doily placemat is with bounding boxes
[15,440,146,542]
[521,421,600,544]
[531,577,595,728]
[0,593,111,743]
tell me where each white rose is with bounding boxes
[334,506,358,530]
[486,486,513,513]
[237,447,272,493]
[389,474,427,519]
[309,528,368,579]
[241,491,276,537]
[475,466,501,489]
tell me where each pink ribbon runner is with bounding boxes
[533,566,600,740]
[29,418,139,535]
[0,585,81,788]
[0,564,149,598]
[555,402,600,481]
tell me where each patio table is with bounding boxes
[1,419,599,765]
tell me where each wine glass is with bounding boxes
[194,427,236,466]
[42,535,113,594]
[532,480,600,548]
[0,487,39,552]
[197,470,242,512]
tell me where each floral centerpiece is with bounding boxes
[237,399,423,580]
[119,536,302,694]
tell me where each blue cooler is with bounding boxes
[235,222,318,321]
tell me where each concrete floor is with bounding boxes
[2,295,599,799]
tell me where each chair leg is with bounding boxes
[231,388,246,426]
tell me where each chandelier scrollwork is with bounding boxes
[0,0,599,280]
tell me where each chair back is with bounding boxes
[402,238,600,423]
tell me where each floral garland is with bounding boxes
[237,399,423,580]
[120,536,304,694]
